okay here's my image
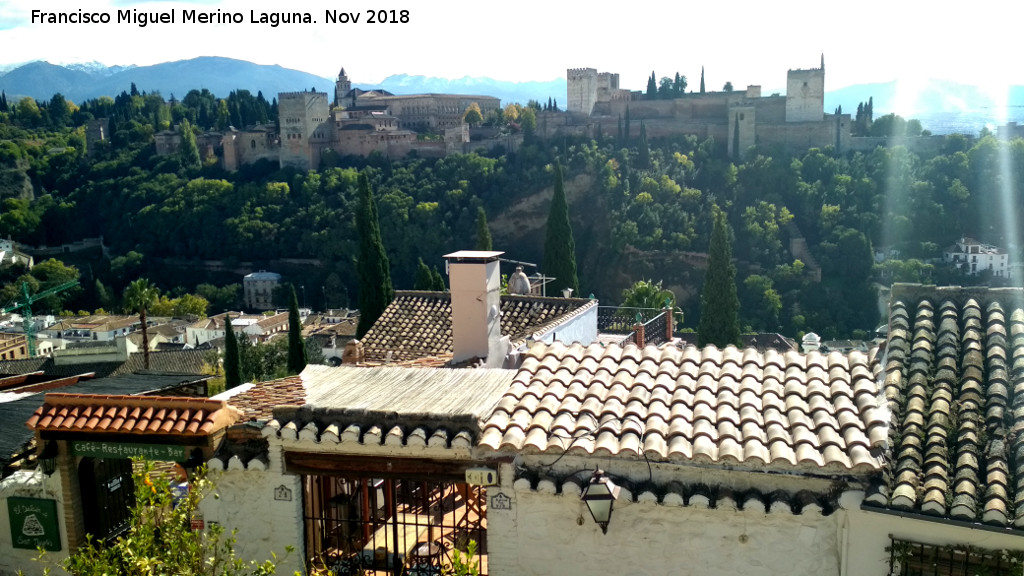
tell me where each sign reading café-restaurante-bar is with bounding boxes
[71,440,187,461]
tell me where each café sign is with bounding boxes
[71,440,186,461]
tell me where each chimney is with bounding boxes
[444,250,504,363]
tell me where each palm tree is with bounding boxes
[124,278,159,369]
[620,279,682,330]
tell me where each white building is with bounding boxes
[243,271,282,311]
[943,236,1009,277]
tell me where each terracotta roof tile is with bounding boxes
[359,291,597,362]
[868,285,1024,530]
[26,393,242,436]
[480,341,885,474]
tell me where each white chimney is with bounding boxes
[444,250,504,363]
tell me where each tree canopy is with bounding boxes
[543,162,579,296]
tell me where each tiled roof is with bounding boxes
[26,393,242,435]
[0,349,207,379]
[479,341,887,474]
[360,291,597,362]
[865,285,1024,529]
[263,365,515,451]
[226,375,305,421]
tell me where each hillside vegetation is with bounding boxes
[1,87,1022,339]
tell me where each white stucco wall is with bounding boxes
[533,305,598,347]
[0,471,69,576]
[200,449,305,576]
[839,492,1024,576]
[486,460,842,576]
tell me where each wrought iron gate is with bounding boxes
[78,457,135,542]
[302,474,487,576]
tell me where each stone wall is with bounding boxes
[566,68,598,115]
[786,68,825,123]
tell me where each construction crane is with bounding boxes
[0,280,79,357]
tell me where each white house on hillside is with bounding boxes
[943,236,1009,277]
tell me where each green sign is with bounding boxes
[8,497,61,551]
[70,441,186,461]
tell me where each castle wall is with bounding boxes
[729,104,757,159]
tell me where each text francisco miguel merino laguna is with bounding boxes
[30,8,411,27]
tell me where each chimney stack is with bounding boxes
[444,250,503,363]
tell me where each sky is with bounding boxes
[1,0,1021,92]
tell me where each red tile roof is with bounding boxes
[26,393,243,436]
[227,376,305,421]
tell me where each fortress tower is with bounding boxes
[567,68,599,115]
[278,91,329,169]
[334,68,352,107]
[785,54,825,123]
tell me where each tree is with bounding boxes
[700,67,706,93]
[463,102,483,126]
[356,173,394,338]
[697,206,741,348]
[224,314,242,389]
[475,206,493,251]
[123,278,159,370]
[620,279,682,329]
[414,258,434,290]
[287,285,306,374]
[723,82,734,92]
[543,162,579,296]
[646,72,657,98]
[431,266,447,291]
[56,459,282,576]
[179,118,201,171]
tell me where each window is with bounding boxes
[889,537,1023,576]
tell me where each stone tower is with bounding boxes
[334,67,352,108]
[785,55,825,123]
[566,68,598,115]
[278,91,329,170]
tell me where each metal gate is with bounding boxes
[302,475,487,576]
[78,457,135,542]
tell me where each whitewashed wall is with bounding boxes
[487,462,841,576]
[200,448,305,576]
[0,471,69,576]
[839,492,1024,576]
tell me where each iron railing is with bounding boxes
[889,536,1018,576]
[597,307,663,334]
[303,475,487,576]
[644,311,670,346]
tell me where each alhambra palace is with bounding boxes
[148,57,919,171]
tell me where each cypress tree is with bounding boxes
[732,113,740,158]
[431,266,446,292]
[697,206,741,348]
[355,173,394,338]
[624,107,631,142]
[647,72,657,98]
[414,258,433,290]
[617,115,623,144]
[543,162,580,296]
[475,206,493,251]
[638,122,650,168]
[179,118,201,171]
[224,314,242,389]
[700,67,706,93]
[287,285,306,374]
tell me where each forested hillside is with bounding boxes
[1,87,1022,339]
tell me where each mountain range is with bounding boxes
[1,57,1022,134]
